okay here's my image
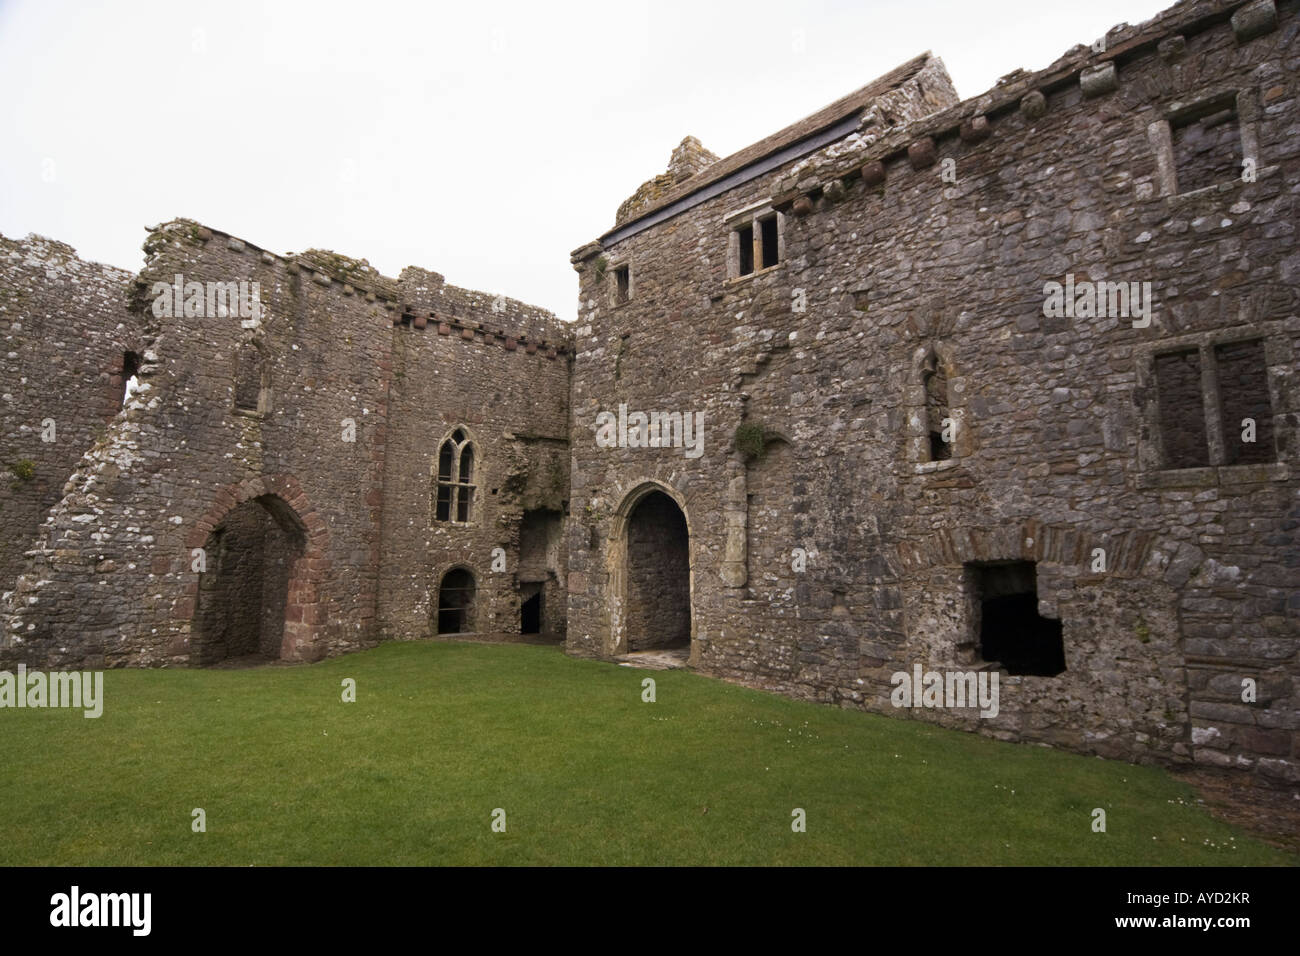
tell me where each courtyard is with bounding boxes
[1,642,1292,866]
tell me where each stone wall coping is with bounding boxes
[147,220,573,349]
[573,0,1272,253]
[771,0,1269,211]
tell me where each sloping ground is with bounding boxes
[0,642,1293,866]
[1173,769,1300,854]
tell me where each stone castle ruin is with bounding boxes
[2,0,1296,787]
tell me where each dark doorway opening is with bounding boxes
[625,490,690,652]
[521,591,541,634]
[193,495,304,666]
[970,561,1065,676]
[437,567,476,634]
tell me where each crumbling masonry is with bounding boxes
[1,0,1297,786]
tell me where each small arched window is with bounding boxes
[923,350,952,462]
[435,429,476,523]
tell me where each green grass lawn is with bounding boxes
[1,641,1292,866]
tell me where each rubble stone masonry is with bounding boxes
[0,0,1295,787]
[0,221,571,667]
[568,0,1299,785]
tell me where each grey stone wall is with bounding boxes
[378,268,571,642]
[569,0,1300,785]
[0,219,571,666]
[0,0,1292,792]
[0,235,139,598]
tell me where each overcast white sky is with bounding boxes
[0,0,1173,320]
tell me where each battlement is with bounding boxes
[581,0,1285,261]
[143,219,573,356]
[767,0,1287,214]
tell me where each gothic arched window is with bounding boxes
[435,428,476,523]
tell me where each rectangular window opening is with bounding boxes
[1214,338,1274,465]
[760,215,779,269]
[1153,349,1210,468]
[614,265,630,304]
[234,344,263,412]
[1171,95,1240,194]
[969,561,1065,677]
[737,224,754,277]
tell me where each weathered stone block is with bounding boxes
[1231,0,1277,43]
[907,137,937,169]
[1080,62,1118,98]
[1158,35,1187,61]
[959,115,990,143]
[860,160,886,186]
[1019,90,1047,120]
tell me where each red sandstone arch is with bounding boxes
[182,473,331,663]
[896,519,1161,578]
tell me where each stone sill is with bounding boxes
[910,458,961,476]
[232,408,265,421]
[1153,164,1279,207]
[1137,461,1289,489]
[723,262,785,291]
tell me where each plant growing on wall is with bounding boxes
[8,458,35,491]
[734,422,766,462]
